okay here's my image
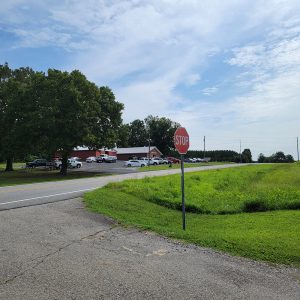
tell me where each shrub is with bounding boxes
[243,199,268,212]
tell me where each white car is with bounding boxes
[138,158,152,165]
[151,157,166,165]
[125,160,147,167]
[53,159,82,169]
[68,159,82,168]
[86,156,97,163]
[69,157,81,161]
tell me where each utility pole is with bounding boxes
[148,132,151,167]
[203,136,206,159]
[239,139,242,163]
[297,137,299,162]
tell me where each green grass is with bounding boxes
[0,162,26,170]
[84,163,300,267]
[107,164,300,214]
[0,169,111,187]
[138,162,229,172]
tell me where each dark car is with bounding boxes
[166,157,180,164]
[26,159,52,168]
[184,158,194,163]
[96,156,104,163]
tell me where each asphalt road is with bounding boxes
[1,198,299,299]
[0,164,247,211]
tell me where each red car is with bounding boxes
[166,157,180,164]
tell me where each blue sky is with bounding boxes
[1,0,300,159]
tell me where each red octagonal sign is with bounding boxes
[174,127,190,154]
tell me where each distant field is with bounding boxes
[85,163,300,266]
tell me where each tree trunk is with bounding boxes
[60,153,68,176]
[5,157,13,172]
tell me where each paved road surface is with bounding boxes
[0,164,247,211]
[0,199,299,300]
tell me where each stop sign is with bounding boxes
[174,127,190,154]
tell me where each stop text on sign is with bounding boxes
[175,135,189,146]
[174,127,190,154]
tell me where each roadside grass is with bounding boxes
[84,163,300,266]
[108,164,300,214]
[84,188,300,267]
[0,169,111,187]
[138,162,229,172]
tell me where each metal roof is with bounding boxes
[116,146,162,155]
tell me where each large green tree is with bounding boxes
[128,119,148,147]
[0,63,35,171]
[242,148,252,163]
[35,69,124,175]
[145,115,180,155]
[117,124,130,147]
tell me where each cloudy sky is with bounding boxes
[1,0,300,159]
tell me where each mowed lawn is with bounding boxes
[85,163,300,267]
[0,167,110,187]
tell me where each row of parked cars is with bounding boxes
[184,157,211,163]
[124,156,210,167]
[125,157,180,167]
[25,158,82,169]
[85,154,117,163]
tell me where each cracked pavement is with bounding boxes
[0,199,300,299]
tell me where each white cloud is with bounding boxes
[202,87,218,96]
[185,73,201,86]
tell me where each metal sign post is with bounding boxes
[174,127,190,231]
[180,154,186,230]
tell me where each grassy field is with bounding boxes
[0,169,110,187]
[138,162,229,172]
[84,163,300,267]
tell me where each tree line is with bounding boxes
[117,116,181,155]
[258,151,294,163]
[170,149,253,163]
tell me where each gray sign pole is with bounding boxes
[181,154,186,230]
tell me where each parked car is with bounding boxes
[125,160,147,167]
[97,154,117,163]
[69,157,81,161]
[160,158,169,164]
[151,157,166,165]
[86,156,97,163]
[53,159,82,169]
[95,156,104,163]
[104,155,117,163]
[138,157,152,165]
[166,157,180,164]
[53,159,62,169]
[184,158,194,163]
[68,159,82,168]
[26,159,52,168]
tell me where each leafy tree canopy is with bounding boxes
[0,64,124,174]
